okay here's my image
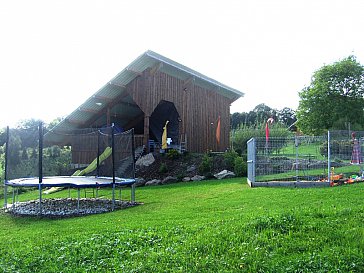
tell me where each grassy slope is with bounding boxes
[1,178,364,272]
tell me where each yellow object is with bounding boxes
[162,120,169,149]
[72,146,112,176]
[44,147,112,194]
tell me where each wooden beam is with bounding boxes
[65,118,86,125]
[109,81,126,88]
[144,115,150,152]
[183,76,195,87]
[78,107,100,114]
[126,68,142,76]
[85,91,131,126]
[150,62,163,76]
[92,95,113,103]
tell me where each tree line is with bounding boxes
[230,104,296,130]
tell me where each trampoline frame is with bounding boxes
[3,123,137,215]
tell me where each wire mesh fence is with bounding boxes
[6,125,136,181]
[247,131,364,186]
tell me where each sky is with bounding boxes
[1,0,363,127]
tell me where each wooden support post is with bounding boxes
[144,115,150,152]
[107,108,111,126]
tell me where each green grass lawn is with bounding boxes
[1,179,364,272]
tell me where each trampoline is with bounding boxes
[3,123,139,217]
[5,176,136,188]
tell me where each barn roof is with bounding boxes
[52,50,244,131]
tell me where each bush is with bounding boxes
[223,150,239,170]
[167,149,179,160]
[198,153,213,176]
[158,163,168,174]
[234,156,247,177]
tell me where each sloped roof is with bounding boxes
[52,50,244,131]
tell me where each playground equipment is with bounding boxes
[3,123,137,216]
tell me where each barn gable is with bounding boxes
[52,50,244,153]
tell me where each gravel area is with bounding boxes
[5,198,140,218]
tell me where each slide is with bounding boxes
[72,147,112,176]
[44,147,112,194]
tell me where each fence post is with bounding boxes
[295,136,299,182]
[111,124,115,210]
[327,131,331,184]
[4,126,9,208]
[38,122,43,215]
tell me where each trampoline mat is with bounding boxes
[5,176,135,188]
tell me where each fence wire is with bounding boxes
[248,131,364,184]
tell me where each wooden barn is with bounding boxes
[53,50,244,154]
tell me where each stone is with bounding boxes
[214,170,235,180]
[136,153,155,167]
[135,177,146,187]
[191,175,205,181]
[162,176,178,184]
[145,179,161,186]
[186,165,196,173]
[182,177,191,182]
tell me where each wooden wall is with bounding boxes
[126,69,232,153]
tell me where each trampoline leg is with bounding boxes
[16,188,19,204]
[12,189,15,208]
[131,184,135,203]
[96,188,99,199]
[77,188,80,213]
[112,184,115,211]
[38,184,42,215]
[4,185,7,208]
[119,187,122,203]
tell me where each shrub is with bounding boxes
[167,149,179,160]
[234,156,247,177]
[158,163,168,174]
[198,153,213,176]
[223,150,239,170]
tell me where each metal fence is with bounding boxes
[247,131,364,187]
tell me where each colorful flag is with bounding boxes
[162,120,169,149]
[216,116,221,144]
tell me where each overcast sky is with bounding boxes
[1,0,363,127]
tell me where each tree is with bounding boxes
[297,56,364,134]
[277,107,296,127]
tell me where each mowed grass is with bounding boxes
[1,179,364,272]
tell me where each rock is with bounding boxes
[214,170,235,180]
[162,176,178,184]
[136,153,155,167]
[186,165,196,173]
[145,179,161,186]
[135,177,146,187]
[191,175,205,181]
[182,177,191,182]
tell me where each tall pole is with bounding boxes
[4,126,9,208]
[327,131,331,184]
[295,136,299,182]
[131,128,136,203]
[96,130,100,177]
[111,124,115,210]
[38,122,43,215]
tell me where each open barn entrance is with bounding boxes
[149,101,180,146]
